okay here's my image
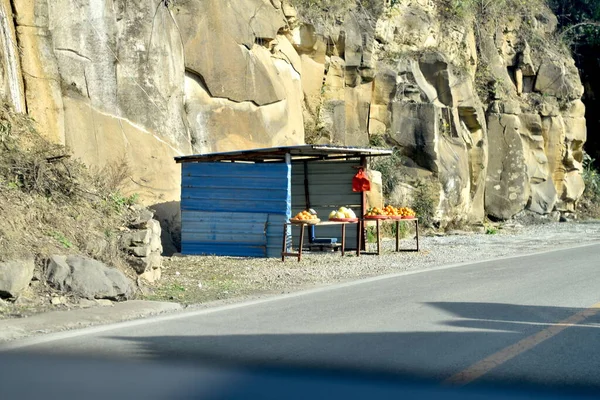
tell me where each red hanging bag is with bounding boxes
[352,168,371,192]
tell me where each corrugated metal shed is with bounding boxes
[181,161,290,257]
[176,145,392,258]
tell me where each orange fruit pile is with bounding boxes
[397,207,416,217]
[383,205,400,217]
[365,207,385,217]
[293,210,318,220]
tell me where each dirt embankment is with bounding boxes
[0,106,147,317]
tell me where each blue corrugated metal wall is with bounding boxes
[181,161,291,257]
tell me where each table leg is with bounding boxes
[341,223,346,257]
[376,219,381,255]
[356,220,361,257]
[281,223,287,262]
[395,220,400,252]
[298,224,305,262]
[415,219,420,252]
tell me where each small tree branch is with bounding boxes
[559,21,600,41]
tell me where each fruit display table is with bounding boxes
[281,220,361,262]
[359,217,419,255]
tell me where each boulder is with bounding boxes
[140,267,162,284]
[127,253,162,275]
[0,257,35,298]
[534,58,584,99]
[44,255,133,300]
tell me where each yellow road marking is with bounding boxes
[444,301,600,386]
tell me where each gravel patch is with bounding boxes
[147,221,600,306]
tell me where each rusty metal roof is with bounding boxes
[175,144,393,163]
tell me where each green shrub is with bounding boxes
[369,135,403,199]
[411,179,437,228]
[578,153,600,219]
[582,153,600,202]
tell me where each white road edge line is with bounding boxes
[2,241,599,351]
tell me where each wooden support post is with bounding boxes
[415,219,419,252]
[281,223,288,262]
[395,220,400,252]
[341,224,346,256]
[376,219,381,255]
[298,223,305,262]
[356,220,362,257]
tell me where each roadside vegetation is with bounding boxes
[578,153,600,218]
[0,105,137,268]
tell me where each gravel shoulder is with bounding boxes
[145,221,600,307]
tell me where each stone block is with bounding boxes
[0,257,34,298]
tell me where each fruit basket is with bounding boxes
[290,210,320,224]
[363,215,389,220]
[289,218,321,225]
[397,206,416,219]
[329,217,359,222]
[364,207,389,220]
[328,207,358,222]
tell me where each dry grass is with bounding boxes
[145,224,421,306]
[0,105,135,271]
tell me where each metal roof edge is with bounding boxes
[174,144,393,163]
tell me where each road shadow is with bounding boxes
[103,301,600,392]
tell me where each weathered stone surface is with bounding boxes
[184,56,304,154]
[0,0,26,113]
[534,58,584,99]
[120,229,151,248]
[301,54,325,115]
[564,100,586,118]
[129,247,152,258]
[127,253,162,275]
[62,97,185,205]
[365,170,383,210]
[486,114,529,220]
[45,255,133,300]
[513,209,561,225]
[95,299,114,307]
[139,267,162,284]
[12,0,190,208]
[0,258,34,298]
[5,0,588,226]
[175,0,286,105]
[130,209,155,229]
[15,24,65,144]
[282,1,296,17]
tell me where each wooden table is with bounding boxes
[281,220,361,262]
[359,217,419,255]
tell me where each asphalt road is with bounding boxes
[4,243,600,389]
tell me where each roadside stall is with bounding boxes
[174,145,418,260]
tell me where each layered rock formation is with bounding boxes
[0,0,588,227]
[291,0,586,222]
[5,0,304,207]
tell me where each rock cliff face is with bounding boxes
[291,0,586,223]
[0,0,587,225]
